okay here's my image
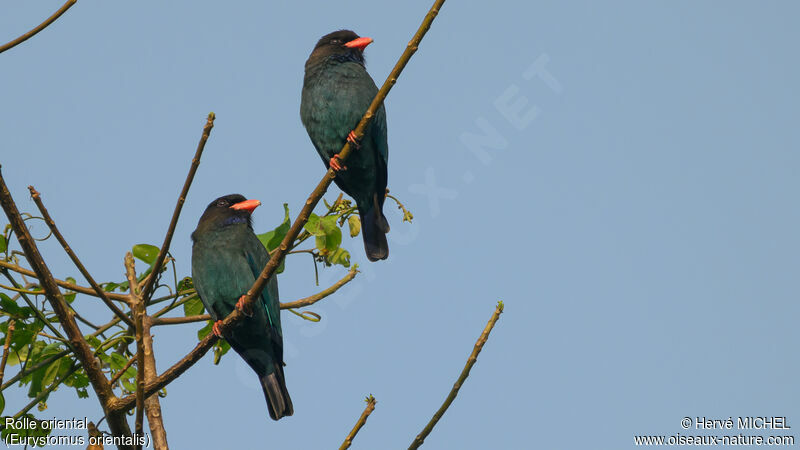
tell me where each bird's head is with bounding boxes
[192,194,261,239]
[309,29,373,66]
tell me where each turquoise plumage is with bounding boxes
[191,194,293,420]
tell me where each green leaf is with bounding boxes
[256,204,291,274]
[257,203,291,251]
[103,282,120,292]
[303,213,320,235]
[213,339,231,365]
[64,277,77,304]
[0,292,25,318]
[183,297,205,316]
[327,247,351,268]
[85,335,102,349]
[197,321,213,340]
[305,214,343,253]
[0,391,4,415]
[110,353,128,371]
[122,378,136,393]
[348,215,361,237]
[42,359,61,389]
[0,234,6,253]
[132,244,159,266]
[63,369,89,389]
[177,277,193,292]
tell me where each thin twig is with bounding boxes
[0,0,77,54]
[125,253,145,448]
[0,319,15,387]
[408,301,504,450]
[29,186,134,325]
[340,395,377,450]
[111,0,445,413]
[281,265,359,309]
[139,113,215,303]
[0,282,44,295]
[1,269,70,342]
[109,352,136,388]
[151,267,358,326]
[0,166,132,444]
[150,315,209,326]
[1,348,71,391]
[0,259,130,302]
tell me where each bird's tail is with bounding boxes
[360,194,389,261]
[260,364,294,421]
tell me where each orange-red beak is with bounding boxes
[344,36,373,50]
[230,199,261,212]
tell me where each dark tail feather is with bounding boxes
[361,199,389,261]
[261,365,293,421]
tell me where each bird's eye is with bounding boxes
[216,200,227,207]
[330,39,341,45]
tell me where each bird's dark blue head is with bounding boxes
[191,194,261,241]
[307,30,373,67]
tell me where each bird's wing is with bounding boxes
[243,233,282,337]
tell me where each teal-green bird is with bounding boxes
[191,194,293,420]
[301,29,390,261]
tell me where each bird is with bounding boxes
[191,194,293,420]
[300,29,390,262]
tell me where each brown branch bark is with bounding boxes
[110,0,445,414]
[125,253,145,449]
[0,319,15,387]
[0,165,134,447]
[141,314,168,449]
[0,0,77,54]
[29,186,134,325]
[150,265,359,326]
[281,265,359,309]
[0,259,130,302]
[139,113,215,303]
[340,395,377,450]
[408,301,504,450]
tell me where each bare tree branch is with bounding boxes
[139,113,215,303]
[29,186,134,326]
[0,0,77,54]
[0,259,130,302]
[150,265,359,326]
[109,352,136,388]
[125,253,145,448]
[0,319,15,387]
[141,315,168,449]
[408,301,504,450]
[0,165,134,446]
[340,395,377,450]
[281,265,359,309]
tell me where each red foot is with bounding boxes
[347,131,360,149]
[235,295,253,317]
[212,320,224,338]
[329,154,347,172]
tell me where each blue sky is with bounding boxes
[2,1,799,448]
